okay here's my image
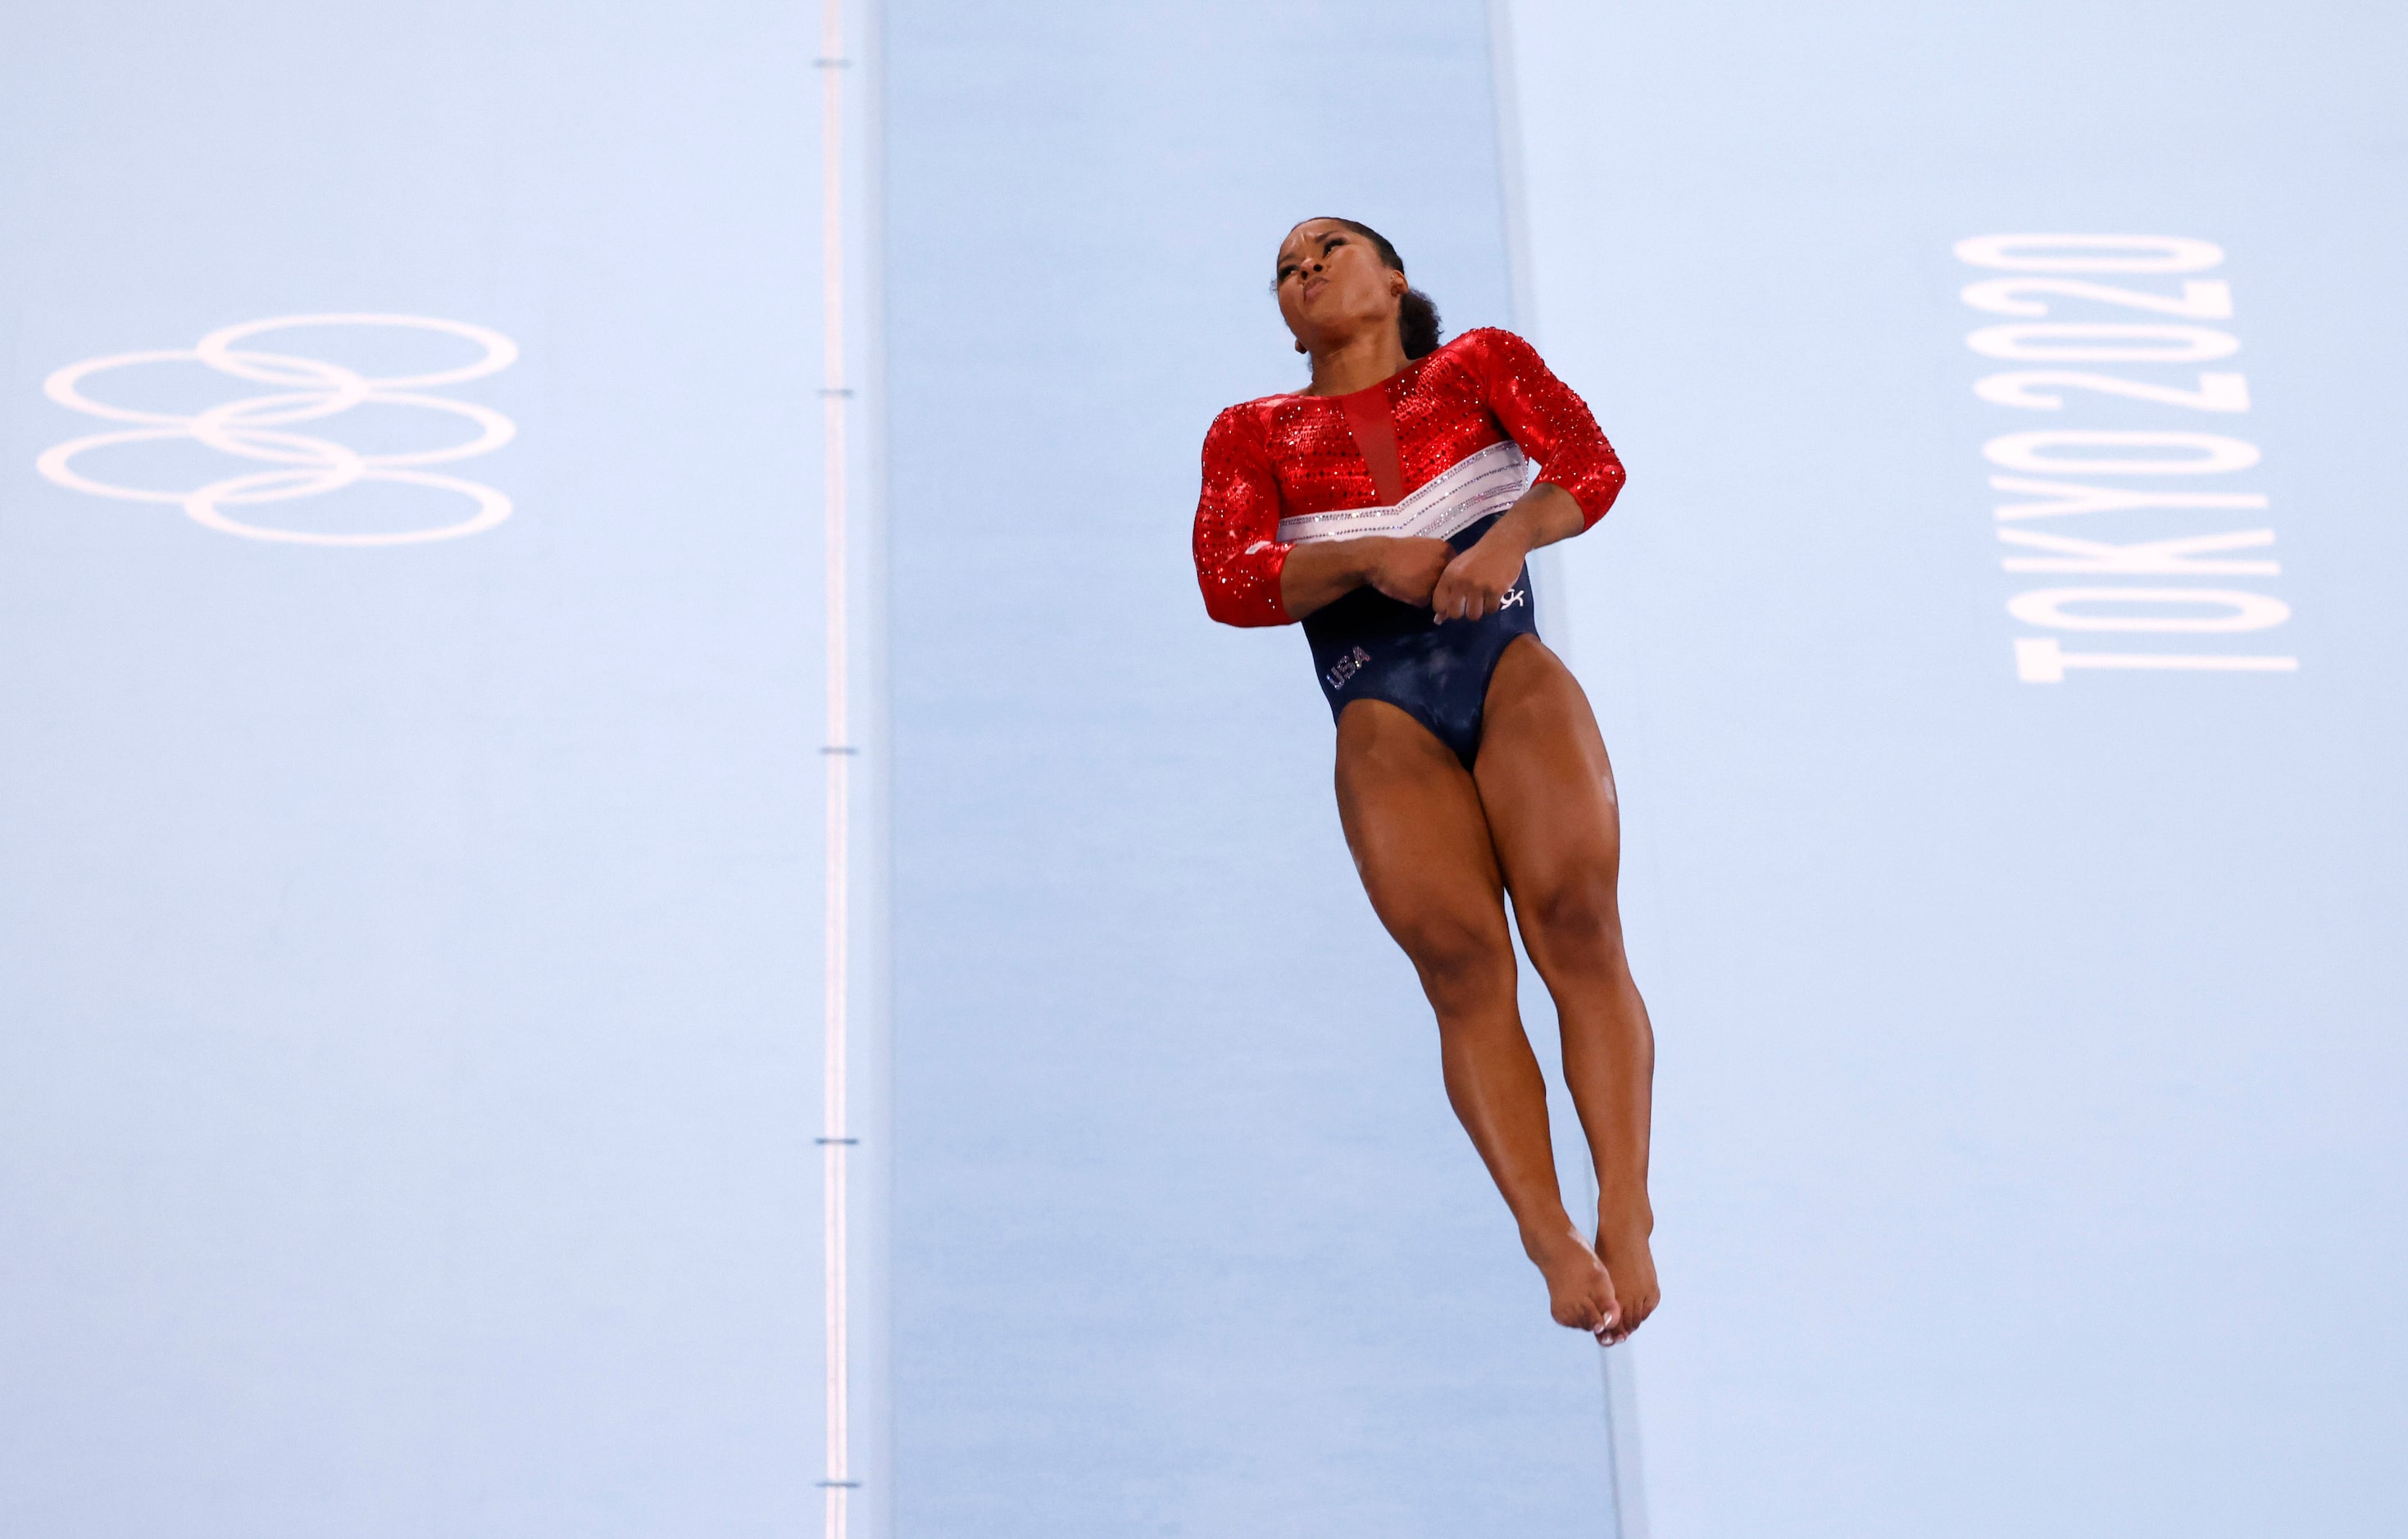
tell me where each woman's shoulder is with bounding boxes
[1202,388,1307,447]
[1212,386,1309,419]
[1429,326,1538,367]
[1200,393,1290,470]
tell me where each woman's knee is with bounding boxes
[1519,871,1627,974]
[1390,908,1516,1010]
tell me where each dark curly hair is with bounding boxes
[1293,217,1444,359]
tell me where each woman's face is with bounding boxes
[1274,220,1405,352]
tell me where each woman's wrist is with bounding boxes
[1491,483,1584,557]
[1483,506,1542,562]
[1279,537,1388,618]
[1350,537,1395,587]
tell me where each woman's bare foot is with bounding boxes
[1593,1204,1659,1345]
[1524,1222,1620,1340]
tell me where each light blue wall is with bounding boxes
[880,2,1622,1534]
[1505,2,2408,1536]
[0,5,834,1534]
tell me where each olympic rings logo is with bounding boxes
[36,313,518,547]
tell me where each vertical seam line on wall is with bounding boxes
[1480,4,1648,1537]
[818,2,856,1537]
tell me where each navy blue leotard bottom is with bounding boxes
[1302,512,1537,768]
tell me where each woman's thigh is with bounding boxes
[1333,699,1516,995]
[1472,638,1627,950]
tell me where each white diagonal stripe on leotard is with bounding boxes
[1276,440,1531,545]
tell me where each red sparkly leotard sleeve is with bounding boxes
[1458,329,1625,527]
[1192,327,1624,627]
[1193,406,1293,627]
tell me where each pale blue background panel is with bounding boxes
[1506,2,2408,1537]
[12,2,2401,1537]
[1,5,830,1536]
[882,1,1619,1534]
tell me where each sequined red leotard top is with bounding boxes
[1192,328,1625,627]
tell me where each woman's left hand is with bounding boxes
[1429,529,1530,622]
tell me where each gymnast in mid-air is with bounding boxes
[1192,218,1657,1345]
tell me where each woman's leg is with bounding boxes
[1472,637,1661,1337]
[1334,697,1619,1337]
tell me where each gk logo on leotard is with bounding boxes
[1501,583,1528,610]
[1325,644,1373,690]
[36,314,517,547]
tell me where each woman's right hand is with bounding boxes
[1364,536,1454,608]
